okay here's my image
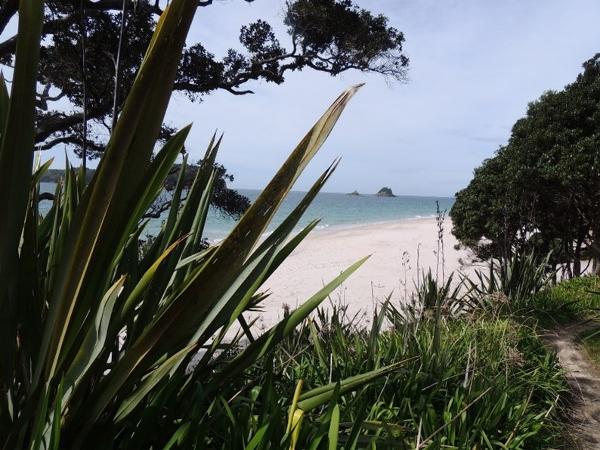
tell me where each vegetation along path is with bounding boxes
[546,321,600,449]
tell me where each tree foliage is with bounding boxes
[0,0,408,217]
[0,0,408,155]
[451,54,600,276]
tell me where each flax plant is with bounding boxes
[0,2,404,448]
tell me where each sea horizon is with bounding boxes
[40,183,453,241]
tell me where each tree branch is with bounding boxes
[142,197,174,218]
[0,0,17,36]
[36,134,104,153]
[0,1,144,60]
[35,107,107,143]
[0,35,15,59]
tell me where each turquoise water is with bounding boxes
[40,183,454,242]
[203,190,454,241]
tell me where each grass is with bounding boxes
[580,327,600,365]
[531,275,600,325]
[190,300,567,449]
[185,252,572,448]
[530,275,600,366]
[522,271,600,366]
[175,256,600,449]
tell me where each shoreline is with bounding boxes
[249,217,476,330]
[306,214,440,236]
[209,214,441,244]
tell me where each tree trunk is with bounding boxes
[593,242,600,276]
[573,239,582,278]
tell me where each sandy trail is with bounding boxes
[545,322,600,449]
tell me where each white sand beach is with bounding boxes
[251,218,476,329]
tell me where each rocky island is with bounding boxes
[376,187,396,197]
[346,190,361,196]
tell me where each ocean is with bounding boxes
[40,183,454,242]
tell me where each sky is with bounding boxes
[27,1,600,195]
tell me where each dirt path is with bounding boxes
[545,321,600,449]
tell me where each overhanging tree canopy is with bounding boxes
[0,0,409,156]
[0,0,409,217]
